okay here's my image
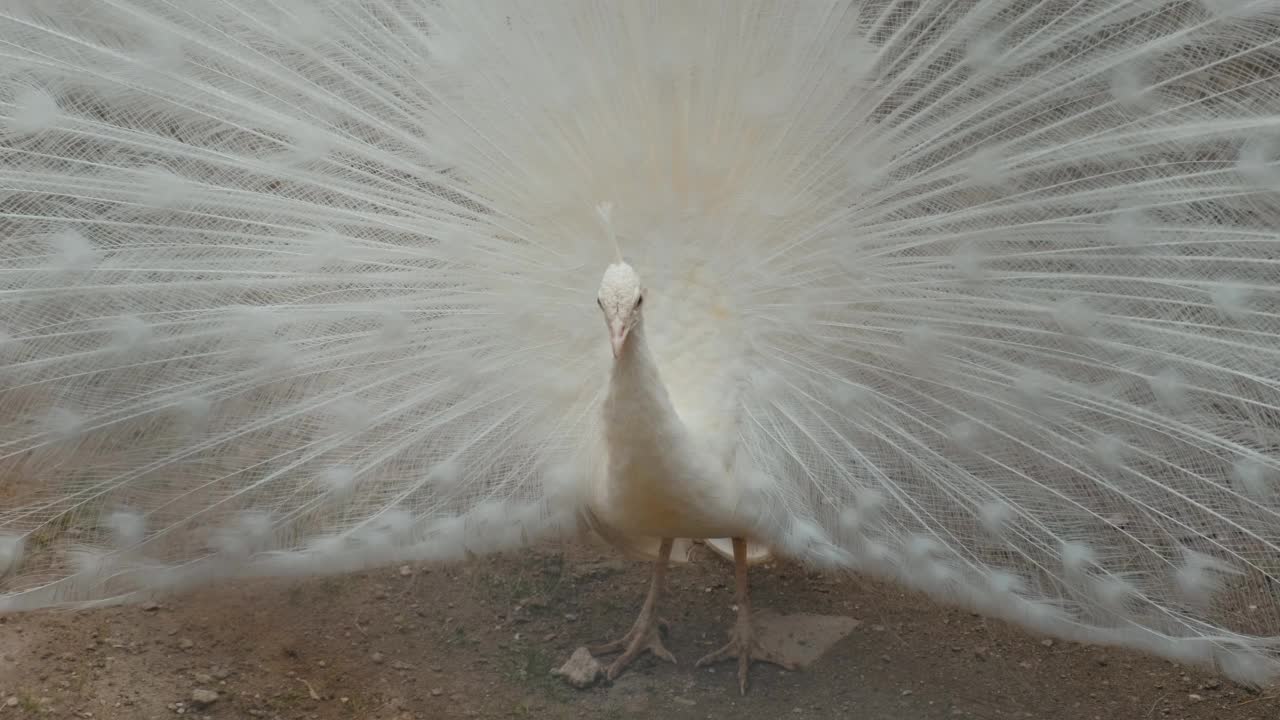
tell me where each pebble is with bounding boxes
[972,646,989,661]
[371,652,386,664]
[178,638,195,650]
[1040,639,1054,648]
[431,688,443,697]
[190,689,218,707]
[1187,694,1204,703]
[141,601,161,612]
[521,595,550,609]
[4,697,17,708]
[552,647,602,689]
[399,565,413,577]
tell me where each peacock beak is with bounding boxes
[609,319,629,357]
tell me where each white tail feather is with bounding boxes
[1,0,1279,686]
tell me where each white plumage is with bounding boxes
[2,0,1280,693]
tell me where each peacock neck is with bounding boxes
[604,322,681,443]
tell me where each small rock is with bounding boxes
[178,638,195,650]
[190,689,218,707]
[552,647,603,689]
[520,595,550,609]
[391,660,414,671]
[399,565,413,577]
[1203,679,1221,690]
[1187,694,1204,703]
[193,673,213,684]
[1040,639,1054,648]
[972,646,989,661]
[1018,661,1033,670]
[371,652,385,664]
[140,601,161,612]
[210,667,231,681]
[5,697,18,708]
[430,688,443,697]
[901,690,913,696]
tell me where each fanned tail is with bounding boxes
[1,0,1279,687]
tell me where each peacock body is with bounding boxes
[2,0,1280,689]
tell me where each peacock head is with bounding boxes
[597,262,645,358]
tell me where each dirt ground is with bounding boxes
[0,540,1275,720]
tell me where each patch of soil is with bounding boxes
[0,541,1275,719]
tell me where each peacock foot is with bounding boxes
[588,609,677,680]
[696,612,797,695]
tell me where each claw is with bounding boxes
[696,536,794,694]
[581,538,678,681]
[697,615,796,694]
[588,615,674,662]
[600,616,677,681]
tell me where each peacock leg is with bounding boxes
[588,537,677,680]
[696,536,797,695]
